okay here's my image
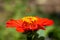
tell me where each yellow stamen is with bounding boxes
[22,16,37,23]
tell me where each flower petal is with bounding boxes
[16,27,25,32]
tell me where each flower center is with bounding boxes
[22,16,37,23]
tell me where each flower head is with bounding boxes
[6,16,54,33]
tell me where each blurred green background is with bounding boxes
[0,0,60,40]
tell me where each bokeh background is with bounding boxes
[0,0,60,40]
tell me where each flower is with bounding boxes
[6,16,54,33]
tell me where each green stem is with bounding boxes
[26,31,37,40]
[27,34,34,40]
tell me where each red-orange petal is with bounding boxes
[16,27,25,32]
[6,19,23,28]
[6,19,16,28]
[44,20,54,26]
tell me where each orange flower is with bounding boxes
[6,16,54,33]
